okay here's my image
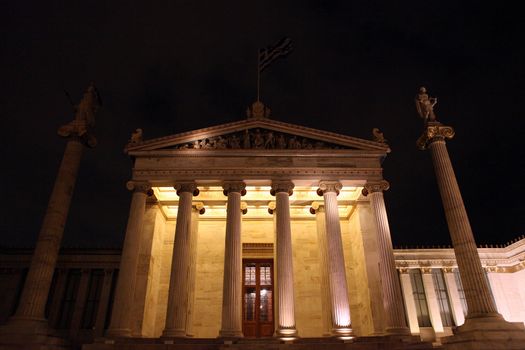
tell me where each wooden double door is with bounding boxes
[242,259,274,337]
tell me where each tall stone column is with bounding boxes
[317,181,352,337]
[106,181,152,337]
[219,181,246,338]
[271,180,297,338]
[162,182,199,338]
[418,123,498,319]
[186,202,205,337]
[362,180,410,335]
[416,87,525,348]
[310,202,333,336]
[2,84,100,338]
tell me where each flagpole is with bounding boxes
[257,51,261,102]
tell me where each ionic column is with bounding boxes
[398,269,420,334]
[421,268,444,334]
[310,202,333,336]
[362,180,410,335]
[271,180,297,338]
[106,181,152,337]
[186,202,205,337]
[162,182,199,338]
[417,122,499,318]
[317,181,352,337]
[219,181,246,338]
[7,85,100,334]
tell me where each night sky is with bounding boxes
[2,2,524,249]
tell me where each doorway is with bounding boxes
[242,259,274,337]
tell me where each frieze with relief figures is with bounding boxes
[169,128,352,150]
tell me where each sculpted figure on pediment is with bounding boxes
[242,130,251,149]
[253,129,264,149]
[229,134,240,149]
[264,131,275,149]
[276,133,286,149]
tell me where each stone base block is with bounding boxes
[442,315,525,350]
[81,336,434,350]
[0,318,69,350]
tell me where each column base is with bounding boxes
[161,328,187,338]
[0,317,69,349]
[442,314,525,350]
[276,327,298,341]
[218,330,243,338]
[331,326,354,340]
[105,327,132,338]
[385,326,412,336]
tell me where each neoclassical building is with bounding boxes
[1,90,524,349]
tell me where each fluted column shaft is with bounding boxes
[318,181,351,335]
[428,138,498,316]
[13,139,83,323]
[107,181,151,337]
[272,181,297,337]
[219,181,246,337]
[364,181,409,334]
[311,203,332,336]
[163,183,198,337]
[186,204,204,336]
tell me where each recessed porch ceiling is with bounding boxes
[152,186,362,220]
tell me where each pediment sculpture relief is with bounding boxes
[170,129,349,150]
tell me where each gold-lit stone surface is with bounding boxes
[135,188,382,338]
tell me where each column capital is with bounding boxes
[309,201,325,214]
[442,267,454,274]
[175,182,199,196]
[126,181,152,195]
[416,122,455,150]
[398,267,410,274]
[421,267,433,274]
[317,181,342,196]
[222,181,247,196]
[362,180,390,196]
[271,180,294,196]
[192,202,206,215]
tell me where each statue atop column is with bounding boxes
[58,82,101,147]
[415,86,437,122]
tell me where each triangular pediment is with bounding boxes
[125,118,389,153]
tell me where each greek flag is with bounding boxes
[258,37,293,73]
